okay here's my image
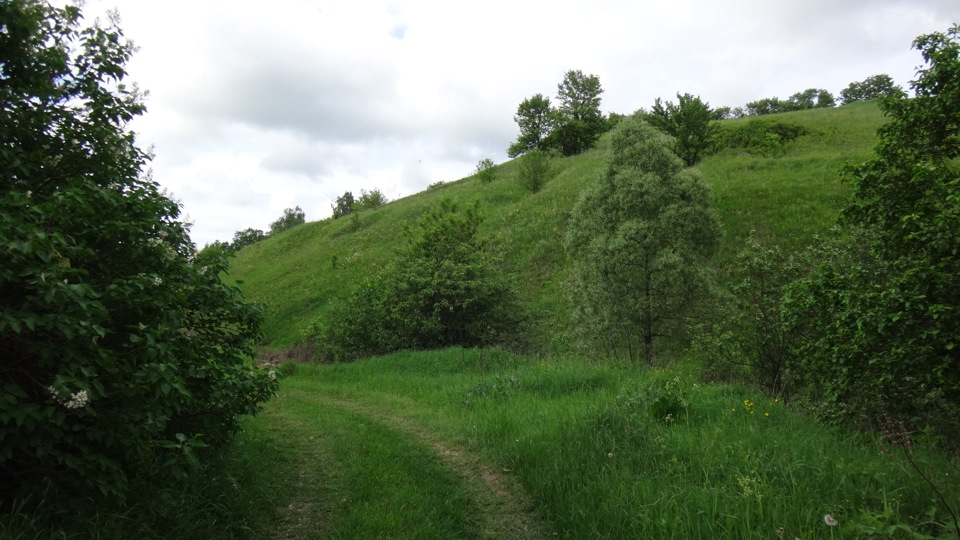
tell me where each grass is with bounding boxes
[233,349,959,539]
[229,102,886,352]
[8,348,958,538]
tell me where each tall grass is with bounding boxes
[266,348,960,539]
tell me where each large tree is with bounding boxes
[565,118,721,363]
[549,69,606,156]
[0,0,275,502]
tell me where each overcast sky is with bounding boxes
[80,0,958,246]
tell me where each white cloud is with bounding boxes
[76,0,960,246]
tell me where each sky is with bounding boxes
[78,0,959,247]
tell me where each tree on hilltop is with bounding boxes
[840,74,905,104]
[507,70,606,158]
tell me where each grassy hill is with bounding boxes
[229,101,886,350]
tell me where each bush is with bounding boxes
[316,199,521,360]
[0,0,276,504]
[712,120,808,157]
[517,149,552,194]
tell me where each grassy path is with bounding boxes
[247,385,551,539]
[317,394,549,539]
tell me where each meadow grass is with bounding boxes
[249,348,960,539]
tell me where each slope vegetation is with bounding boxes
[229,102,885,350]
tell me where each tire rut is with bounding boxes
[318,394,551,540]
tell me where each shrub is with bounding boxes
[0,0,276,503]
[713,120,808,157]
[317,199,521,360]
[517,149,552,194]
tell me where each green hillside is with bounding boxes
[229,101,886,350]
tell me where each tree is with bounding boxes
[785,25,960,441]
[318,200,520,360]
[507,94,554,158]
[786,88,835,110]
[840,74,905,104]
[548,70,606,156]
[230,227,267,252]
[332,191,355,218]
[565,118,721,363]
[0,0,276,503]
[269,206,305,235]
[647,93,718,165]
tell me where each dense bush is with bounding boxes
[784,25,960,445]
[0,0,276,503]
[316,199,521,360]
[712,119,809,157]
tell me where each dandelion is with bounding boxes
[607,452,614,458]
[764,412,770,417]
[823,514,838,527]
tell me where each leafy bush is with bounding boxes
[0,0,276,504]
[784,25,960,445]
[316,199,522,360]
[474,158,498,184]
[693,238,806,395]
[517,149,552,194]
[713,119,809,157]
[354,188,388,212]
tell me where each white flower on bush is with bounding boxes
[48,386,90,409]
[268,370,277,380]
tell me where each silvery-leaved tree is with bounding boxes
[0,0,276,504]
[565,117,721,363]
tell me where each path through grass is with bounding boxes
[237,348,960,539]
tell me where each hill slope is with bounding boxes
[228,102,886,350]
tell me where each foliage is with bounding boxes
[840,74,905,105]
[646,93,718,165]
[230,227,267,252]
[565,118,721,363]
[547,69,606,156]
[694,238,806,395]
[507,94,554,158]
[316,200,521,360]
[712,119,809,157]
[784,25,960,445]
[507,70,605,158]
[0,0,276,504]
[474,158,498,184]
[517,149,552,194]
[354,188,388,212]
[269,206,305,235]
[746,88,835,116]
[332,191,355,218]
